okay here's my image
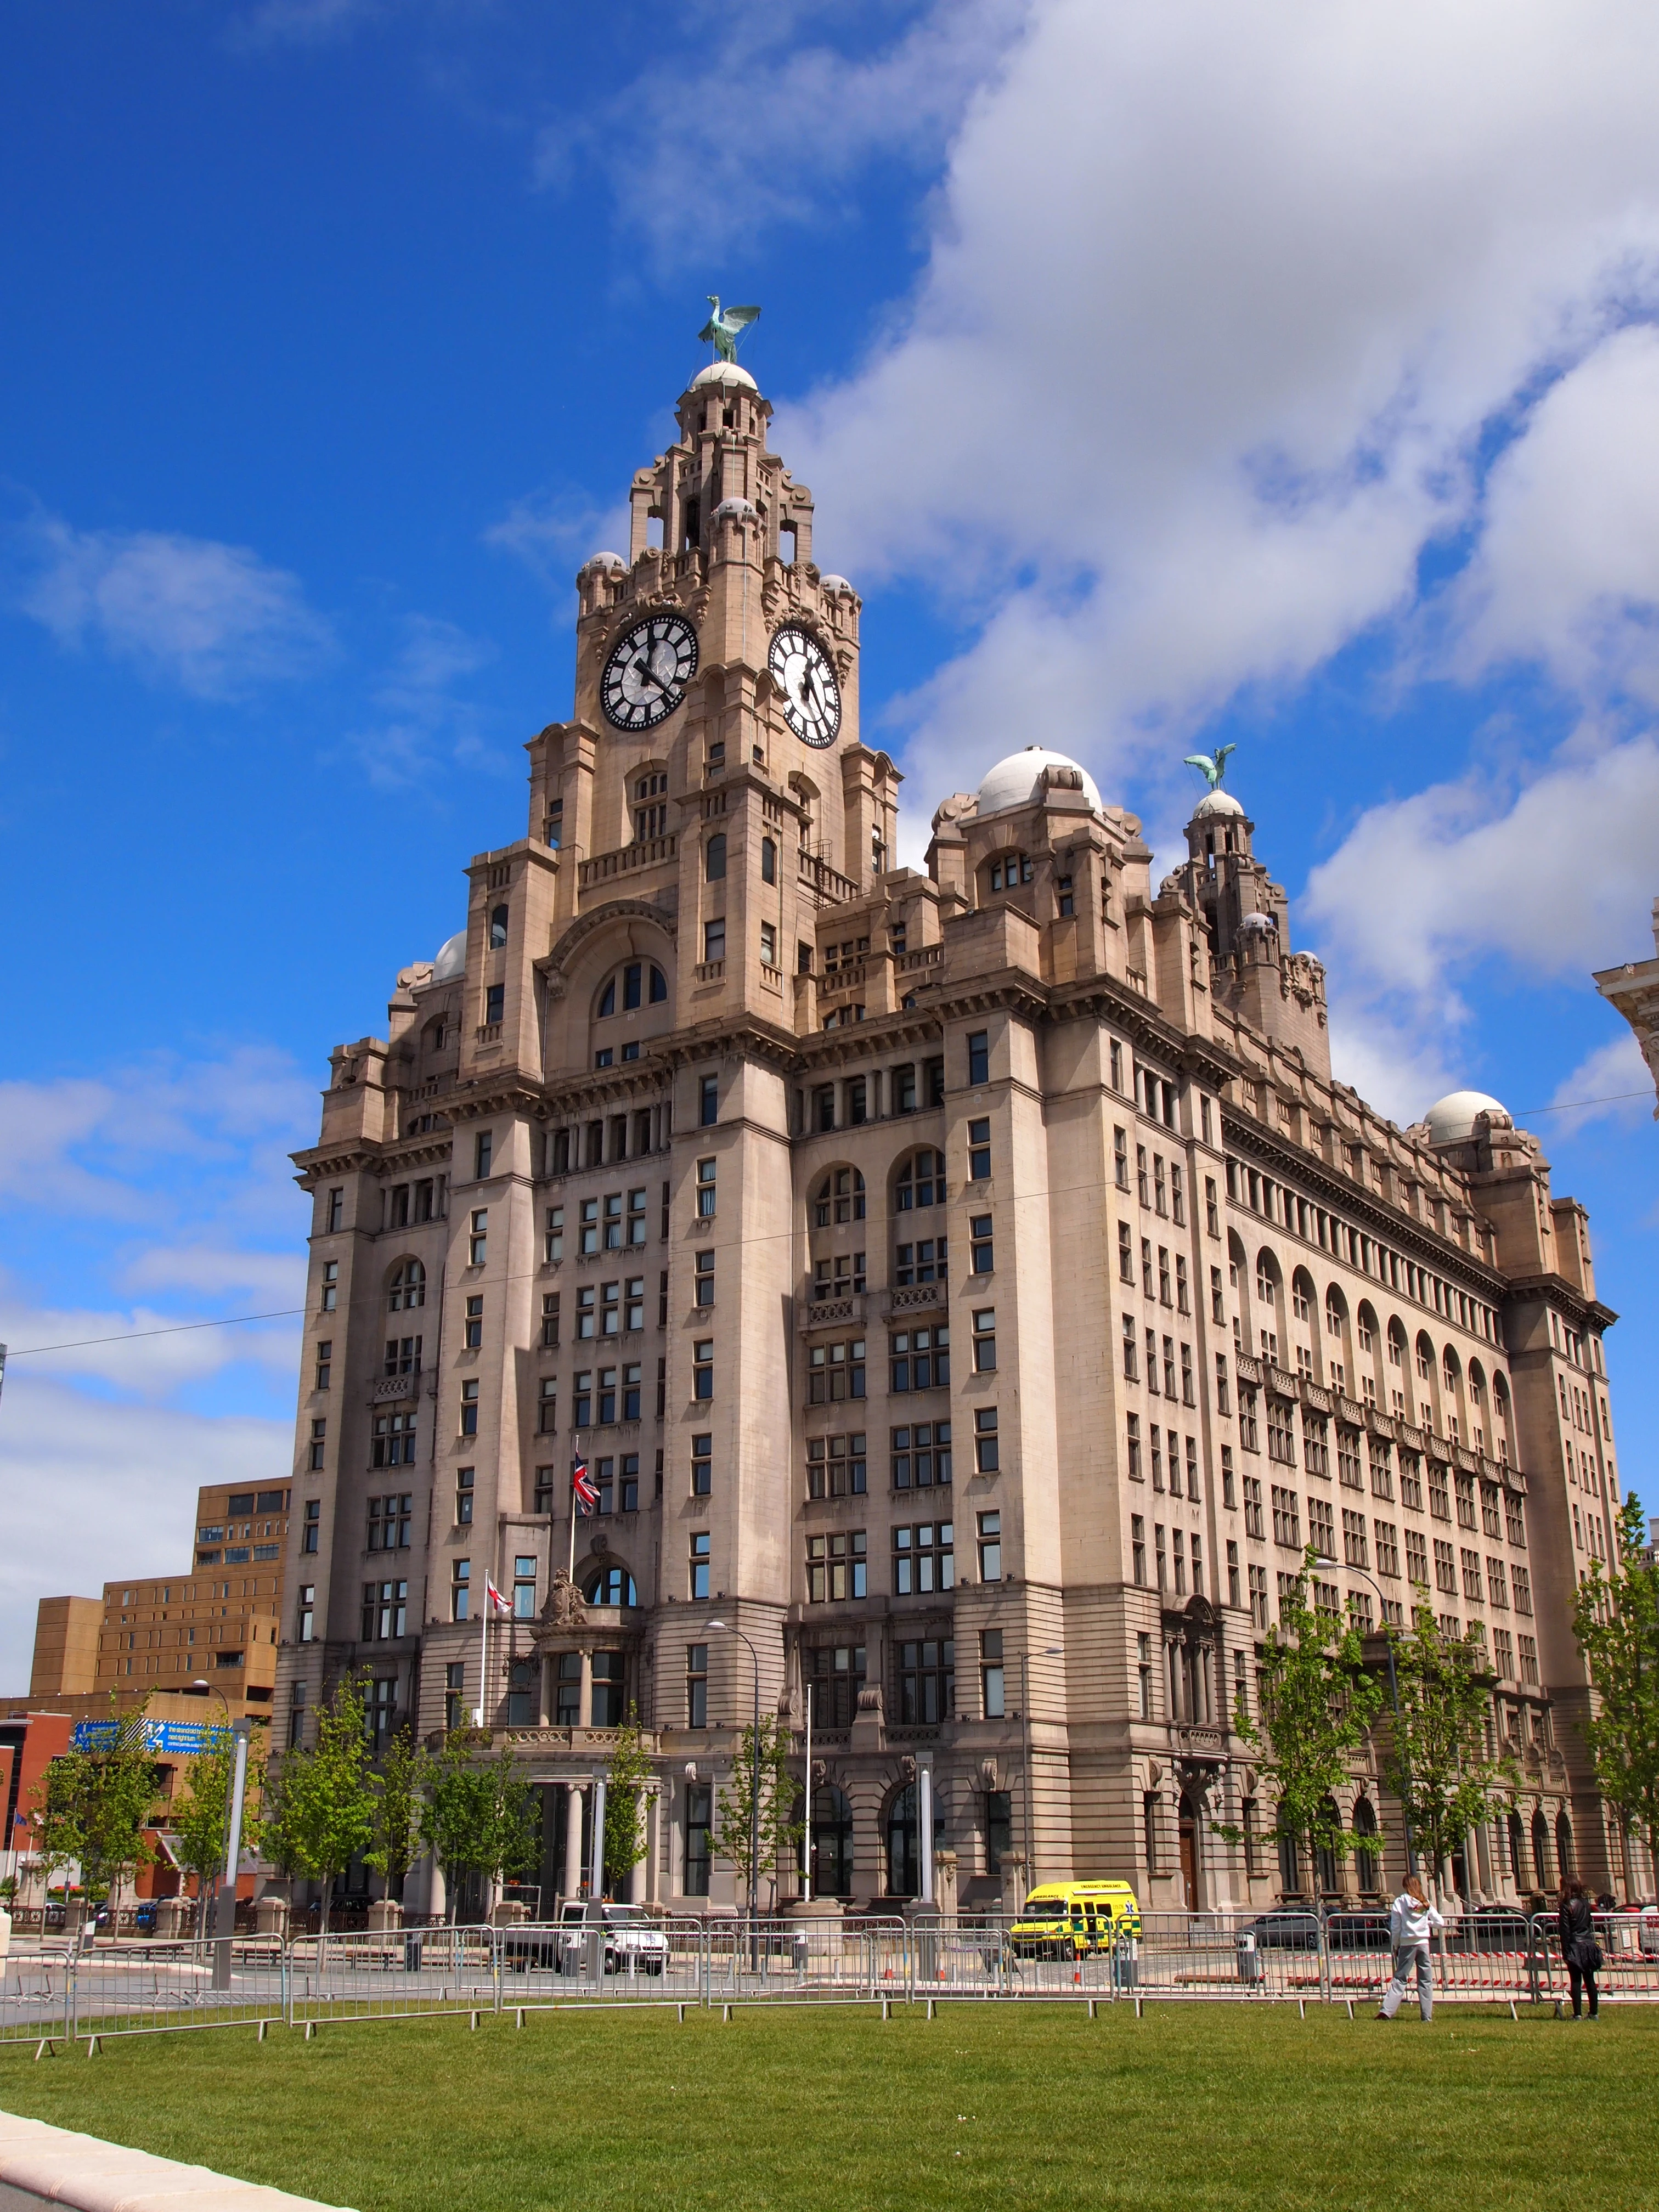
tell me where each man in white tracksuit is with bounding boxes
[1376,1873,1446,2021]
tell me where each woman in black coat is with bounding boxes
[1558,1880,1601,2019]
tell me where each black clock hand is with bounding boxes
[631,653,669,697]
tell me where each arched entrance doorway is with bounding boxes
[1555,1810,1575,1882]
[1353,1798,1381,1897]
[809,1784,855,1900]
[885,1781,944,1900]
[1178,1792,1200,1911]
[1531,1809,1551,1893]
[1315,1796,1342,1898]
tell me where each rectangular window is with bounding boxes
[1205,1176,1219,1237]
[972,1307,996,1373]
[686,1645,708,1729]
[891,1521,955,1597]
[469,1208,488,1265]
[314,1340,332,1391]
[301,1498,320,1554]
[699,1074,719,1126]
[1341,1508,1368,1568]
[1519,1633,1539,1684]
[968,1118,991,1180]
[451,1560,471,1622]
[967,1030,990,1086]
[890,1421,951,1491]
[298,1583,315,1642]
[692,1340,714,1399]
[980,1628,1005,1718]
[1126,1413,1142,1481]
[1249,1564,1268,1630]
[484,984,504,1025]
[969,1215,994,1274]
[459,1378,479,1437]
[974,1404,999,1474]
[308,1417,326,1472]
[703,919,726,963]
[1271,1485,1301,1549]
[475,1130,493,1180]
[1375,1520,1400,1578]
[326,1187,345,1233]
[1434,1538,1458,1595]
[887,1328,943,1394]
[690,1532,711,1601]
[977,1510,1002,1583]
[1122,1316,1139,1380]
[627,1187,648,1245]
[683,1782,713,1895]
[760,920,777,968]
[1462,1547,1484,1602]
[805,1529,868,1602]
[697,1158,716,1216]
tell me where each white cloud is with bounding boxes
[484,491,629,592]
[339,614,502,790]
[13,513,331,698]
[1542,1031,1656,1139]
[533,0,1028,261]
[764,0,1659,819]
[0,1375,290,1692]
[1302,735,1659,1007]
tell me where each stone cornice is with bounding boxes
[1221,1109,1509,1304]
[1499,1273,1619,1334]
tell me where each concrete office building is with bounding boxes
[278,349,1647,1916]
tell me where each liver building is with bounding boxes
[280,340,1645,1916]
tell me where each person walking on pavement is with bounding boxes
[1558,1879,1601,2020]
[1376,1873,1445,2021]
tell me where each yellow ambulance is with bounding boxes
[1010,1880,1141,1957]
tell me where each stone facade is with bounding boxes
[278,356,1649,1916]
[1594,896,1659,1118]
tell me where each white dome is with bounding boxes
[712,496,757,521]
[1424,1089,1508,1147]
[690,362,758,392]
[579,550,625,575]
[820,574,854,596]
[1193,788,1246,820]
[433,930,467,983]
[977,745,1103,817]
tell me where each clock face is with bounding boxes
[600,613,698,732]
[768,624,842,748]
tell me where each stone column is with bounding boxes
[563,1785,585,1900]
[647,1791,662,1904]
[579,1649,594,1729]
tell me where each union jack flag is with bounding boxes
[572,1450,598,1516]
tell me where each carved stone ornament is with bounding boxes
[541,1568,588,1629]
[590,1531,610,1554]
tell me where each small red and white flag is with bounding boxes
[572,1451,598,1516]
[484,1576,511,1614]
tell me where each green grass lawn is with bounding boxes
[1,2002,1652,2211]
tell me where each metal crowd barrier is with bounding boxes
[3,1907,1657,2049]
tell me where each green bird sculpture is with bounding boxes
[698,296,761,363]
[1182,744,1237,790]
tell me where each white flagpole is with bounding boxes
[567,1433,582,1582]
[477,1594,488,1726]
[803,1673,813,1906]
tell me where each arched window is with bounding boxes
[986,852,1033,892]
[1443,1347,1460,1392]
[1314,1796,1342,1894]
[705,833,727,882]
[1555,1810,1575,1881]
[1353,1798,1381,1894]
[1415,1331,1435,1382]
[761,836,777,884]
[1357,1303,1378,1357]
[884,1780,944,1900]
[1291,1269,1314,1323]
[1256,1250,1279,1306]
[814,1167,865,1227]
[596,961,668,1018]
[489,904,509,949]
[388,1259,425,1312]
[895,1149,946,1211]
[809,1783,855,1899]
[583,1564,638,1607]
[425,1015,449,1054]
[1387,1319,1407,1369]
[1531,1808,1552,1891]
[1507,1811,1527,1889]
[1325,1286,1348,1336]
[1278,1827,1302,1897]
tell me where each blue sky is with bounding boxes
[2,0,1657,1683]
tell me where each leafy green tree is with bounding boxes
[603,1711,652,1897]
[715,1714,803,1911]
[263,1674,375,1934]
[420,1732,539,1920]
[1573,1492,1659,1880]
[1384,1602,1519,1904]
[31,1697,165,1919]
[1220,1555,1385,1897]
[365,1728,426,1904]
[172,1730,267,1939]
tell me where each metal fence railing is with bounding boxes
[1,1907,1655,2049]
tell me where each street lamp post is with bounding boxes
[1019,1645,1063,1895]
[192,1680,253,1991]
[1309,1559,1417,1880]
[707,1620,761,1958]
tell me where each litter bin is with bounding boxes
[404,1933,424,1973]
[1236,1931,1263,1985]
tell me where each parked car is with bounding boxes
[1244,1910,1322,1950]
[1324,1911,1391,1951]
[504,1901,669,1977]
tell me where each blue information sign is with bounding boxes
[72,1719,230,1756]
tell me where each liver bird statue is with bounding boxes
[698,296,761,363]
[1182,743,1236,791]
